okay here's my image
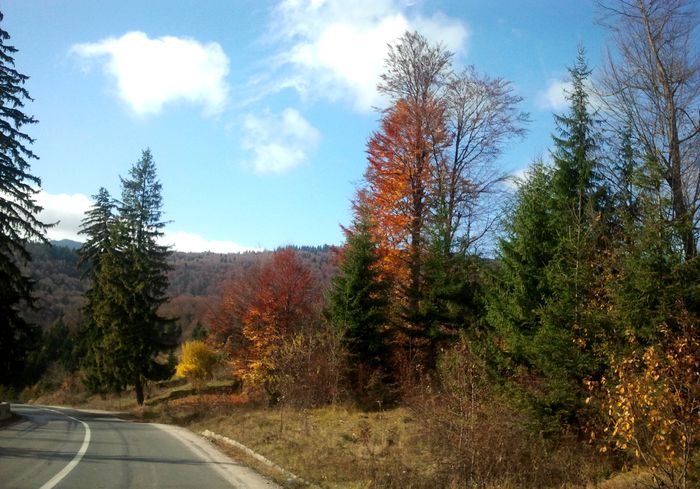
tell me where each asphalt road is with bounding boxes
[0,404,280,489]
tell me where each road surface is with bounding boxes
[0,404,280,489]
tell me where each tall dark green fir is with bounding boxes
[79,150,177,404]
[114,149,176,405]
[487,48,610,430]
[326,210,391,395]
[0,11,47,391]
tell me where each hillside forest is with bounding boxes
[2,2,700,488]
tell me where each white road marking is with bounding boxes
[38,408,92,489]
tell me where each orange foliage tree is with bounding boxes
[360,97,448,302]
[364,31,452,320]
[208,248,321,395]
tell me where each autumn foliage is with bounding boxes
[361,98,447,291]
[594,309,700,488]
[208,247,322,396]
[175,340,218,389]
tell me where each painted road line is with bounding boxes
[38,408,92,489]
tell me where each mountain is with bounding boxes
[20,242,337,339]
[50,239,83,250]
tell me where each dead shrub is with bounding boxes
[268,324,348,408]
[407,337,611,488]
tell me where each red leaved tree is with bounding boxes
[208,248,321,395]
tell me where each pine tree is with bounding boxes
[0,11,48,390]
[79,150,176,404]
[326,211,391,392]
[488,49,610,429]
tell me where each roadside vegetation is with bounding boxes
[2,2,700,488]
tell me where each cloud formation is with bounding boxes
[536,78,571,111]
[34,191,257,253]
[36,191,92,242]
[72,31,230,116]
[241,108,321,174]
[161,231,260,253]
[272,0,469,112]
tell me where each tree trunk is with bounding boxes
[135,376,144,406]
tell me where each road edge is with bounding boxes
[200,429,318,488]
[152,423,283,489]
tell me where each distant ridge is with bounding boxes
[51,239,83,250]
[22,241,336,338]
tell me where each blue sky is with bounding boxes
[4,0,607,252]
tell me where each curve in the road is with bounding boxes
[1,405,281,489]
[37,408,91,489]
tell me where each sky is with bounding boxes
[3,0,609,252]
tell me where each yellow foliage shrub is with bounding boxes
[175,340,218,388]
[596,310,699,489]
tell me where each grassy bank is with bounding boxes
[22,378,656,489]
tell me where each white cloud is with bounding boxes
[504,167,529,190]
[35,191,92,242]
[536,77,603,113]
[72,31,230,116]
[241,108,321,174]
[33,191,257,253]
[536,78,570,111]
[272,0,469,112]
[161,230,260,253]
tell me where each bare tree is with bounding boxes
[434,67,529,256]
[597,0,700,259]
[378,30,452,106]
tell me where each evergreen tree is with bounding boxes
[419,235,483,352]
[115,149,176,405]
[77,187,113,276]
[550,47,600,217]
[0,11,48,391]
[79,150,176,404]
[77,188,120,393]
[488,49,610,429]
[539,48,613,427]
[486,161,556,369]
[326,211,391,393]
[190,321,207,340]
[610,154,685,342]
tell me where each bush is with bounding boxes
[267,325,348,408]
[408,337,611,488]
[175,340,218,389]
[596,311,700,489]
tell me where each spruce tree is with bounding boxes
[0,11,47,391]
[77,187,113,276]
[486,161,556,369]
[78,188,121,393]
[79,150,176,404]
[536,48,611,427]
[326,211,391,394]
[488,49,610,429]
[115,149,176,405]
[610,154,684,342]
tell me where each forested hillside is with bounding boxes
[21,241,336,338]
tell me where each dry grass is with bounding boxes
[189,404,432,488]
[23,376,659,489]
